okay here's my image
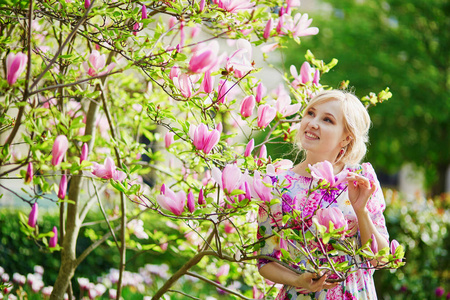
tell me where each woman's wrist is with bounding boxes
[355,208,370,219]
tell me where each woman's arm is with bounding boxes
[259,262,339,292]
[347,172,389,266]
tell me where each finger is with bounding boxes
[323,282,340,290]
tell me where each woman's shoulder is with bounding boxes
[346,162,375,173]
[346,162,379,182]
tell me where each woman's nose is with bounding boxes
[308,118,319,129]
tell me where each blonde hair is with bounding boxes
[296,90,371,165]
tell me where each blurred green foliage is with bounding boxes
[283,0,450,194]
[0,207,254,299]
[374,191,450,299]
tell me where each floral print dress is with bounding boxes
[257,163,389,300]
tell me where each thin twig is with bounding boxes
[185,271,253,300]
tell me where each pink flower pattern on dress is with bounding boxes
[257,163,388,299]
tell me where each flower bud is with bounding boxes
[165,132,175,149]
[187,191,195,213]
[49,226,58,248]
[28,203,38,228]
[370,234,378,254]
[198,189,205,205]
[263,18,273,39]
[199,0,206,12]
[51,135,69,166]
[58,174,68,200]
[6,52,27,86]
[141,5,147,20]
[244,139,254,157]
[25,162,33,184]
[80,143,88,163]
[240,95,255,118]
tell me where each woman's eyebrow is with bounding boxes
[324,112,336,119]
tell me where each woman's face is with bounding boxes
[299,99,349,162]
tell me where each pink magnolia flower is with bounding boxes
[292,13,319,37]
[217,80,230,104]
[237,181,251,202]
[261,42,281,53]
[190,25,201,38]
[252,171,273,202]
[226,39,253,78]
[259,144,267,159]
[133,22,141,36]
[80,143,88,163]
[313,69,320,86]
[390,239,401,263]
[263,18,273,39]
[82,50,115,77]
[28,203,38,228]
[314,207,348,233]
[370,233,378,254]
[240,95,255,118]
[276,14,285,34]
[84,0,90,9]
[91,157,127,181]
[51,135,69,166]
[266,159,294,175]
[165,131,175,148]
[200,71,214,94]
[49,226,58,248]
[275,94,301,117]
[141,5,147,19]
[308,160,349,187]
[224,220,236,234]
[187,191,196,213]
[257,144,267,166]
[199,0,206,12]
[211,164,243,195]
[216,122,223,133]
[168,16,177,29]
[188,41,220,73]
[216,0,254,13]
[127,219,148,239]
[257,104,277,128]
[290,61,315,87]
[216,264,230,278]
[25,162,33,184]
[173,73,193,98]
[278,13,319,38]
[6,52,28,85]
[244,139,254,157]
[169,65,181,80]
[198,188,205,205]
[189,123,220,154]
[58,174,68,200]
[156,186,186,216]
[255,82,266,103]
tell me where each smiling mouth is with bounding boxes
[305,132,319,139]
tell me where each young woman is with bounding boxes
[257,90,390,299]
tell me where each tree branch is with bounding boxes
[185,271,253,300]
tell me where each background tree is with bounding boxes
[283,0,450,195]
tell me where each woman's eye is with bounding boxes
[307,110,314,116]
[324,117,333,123]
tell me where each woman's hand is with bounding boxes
[346,172,376,215]
[293,271,339,293]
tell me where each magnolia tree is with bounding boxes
[0,0,401,299]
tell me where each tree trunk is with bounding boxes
[50,99,99,299]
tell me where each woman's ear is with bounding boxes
[341,135,352,147]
